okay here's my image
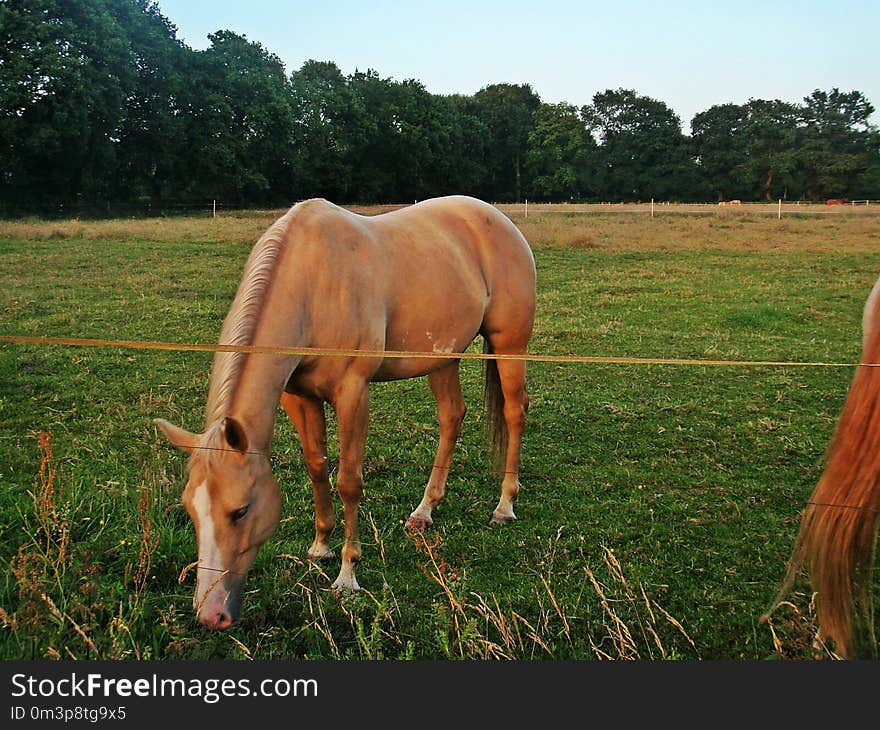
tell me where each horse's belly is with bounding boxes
[370,354,459,382]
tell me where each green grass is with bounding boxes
[1,210,878,660]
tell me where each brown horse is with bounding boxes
[771,275,880,657]
[154,195,536,629]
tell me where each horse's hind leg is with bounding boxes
[491,356,529,525]
[280,392,335,561]
[407,361,466,529]
[483,322,531,525]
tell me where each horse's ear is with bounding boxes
[223,417,249,454]
[153,418,200,453]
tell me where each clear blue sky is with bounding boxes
[154,0,879,129]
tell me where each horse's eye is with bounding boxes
[230,505,249,523]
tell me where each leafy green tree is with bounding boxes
[177,30,295,206]
[692,103,750,201]
[582,89,698,201]
[289,60,357,200]
[344,69,412,202]
[694,99,813,201]
[853,130,880,199]
[427,94,491,198]
[798,88,877,199]
[525,102,597,201]
[473,83,541,202]
[0,0,139,213]
[732,99,801,201]
[110,0,189,206]
[291,66,489,203]
[345,71,467,202]
[379,76,443,201]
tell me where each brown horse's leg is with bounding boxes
[407,361,466,529]
[491,357,529,525]
[280,392,335,561]
[330,377,370,591]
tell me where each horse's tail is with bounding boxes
[770,293,880,658]
[484,338,507,473]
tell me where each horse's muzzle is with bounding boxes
[195,577,244,630]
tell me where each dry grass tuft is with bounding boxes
[584,546,696,659]
[2,433,167,659]
[761,597,838,660]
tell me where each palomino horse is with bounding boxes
[771,275,880,657]
[154,196,536,629]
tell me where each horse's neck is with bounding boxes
[206,298,306,453]
[228,326,303,453]
[206,207,313,453]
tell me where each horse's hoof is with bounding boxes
[489,511,516,526]
[307,545,336,563]
[405,514,433,531]
[332,577,361,594]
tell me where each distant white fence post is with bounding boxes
[213,199,216,219]
[777,199,781,220]
[651,198,654,218]
[525,199,528,218]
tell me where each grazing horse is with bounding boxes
[154,195,537,629]
[771,275,880,657]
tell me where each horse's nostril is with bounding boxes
[198,609,232,630]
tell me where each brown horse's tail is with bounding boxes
[484,338,507,473]
[771,312,880,658]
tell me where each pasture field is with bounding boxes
[1,205,879,660]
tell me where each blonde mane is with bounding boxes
[204,206,297,426]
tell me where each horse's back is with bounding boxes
[368,195,536,332]
[366,195,536,302]
[380,195,532,257]
[291,195,535,311]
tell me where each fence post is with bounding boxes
[777,199,781,220]
[525,199,528,218]
[651,198,654,218]
[213,199,216,219]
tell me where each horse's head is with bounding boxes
[154,417,281,629]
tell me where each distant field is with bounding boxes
[496,201,880,216]
[1,206,878,660]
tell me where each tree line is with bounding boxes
[2,0,878,216]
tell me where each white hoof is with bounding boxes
[332,566,361,593]
[490,508,516,526]
[307,542,335,562]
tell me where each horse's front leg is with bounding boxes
[280,392,335,561]
[330,377,370,591]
